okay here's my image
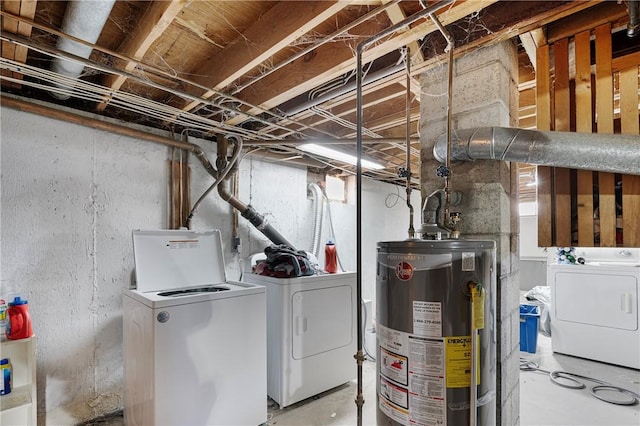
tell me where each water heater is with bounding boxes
[376,239,496,426]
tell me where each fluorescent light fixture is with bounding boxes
[299,143,385,170]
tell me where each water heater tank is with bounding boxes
[376,239,496,426]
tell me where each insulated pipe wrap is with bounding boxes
[434,127,640,175]
[50,0,116,99]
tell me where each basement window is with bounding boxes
[519,201,537,216]
[325,175,345,202]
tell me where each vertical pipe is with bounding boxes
[405,49,415,239]
[444,45,454,224]
[355,45,365,426]
[469,287,478,426]
[429,13,455,229]
[628,0,639,37]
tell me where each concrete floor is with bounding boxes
[85,334,640,426]
[519,333,640,426]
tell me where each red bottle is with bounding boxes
[7,297,33,340]
[324,240,338,274]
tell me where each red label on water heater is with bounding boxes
[396,262,413,281]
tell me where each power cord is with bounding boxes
[520,359,639,406]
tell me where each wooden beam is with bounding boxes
[1,0,37,87]
[182,1,350,112]
[619,65,640,136]
[225,0,498,125]
[574,30,592,134]
[622,175,640,247]
[537,166,553,247]
[382,0,423,101]
[577,170,594,246]
[553,38,570,132]
[612,52,640,72]
[382,0,424,62]
[554,168,572,247]
[97,0,187,111]
[547,1,626,44]
[518,28,546,71]
[598,172,617,247]
[595,23,614,134]
[575,30,594,247]
[536,44,551,131]
[619,60,640,247]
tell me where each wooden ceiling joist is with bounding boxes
[1,0,37,88]
[97,0,187,111]
[226,0,498,125]
[181,0,351,113]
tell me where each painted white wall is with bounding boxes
[0,105,418,423]
[519,213,548,290]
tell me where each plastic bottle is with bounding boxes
[324,239,338,274]
[0,299,7,341]
[0,358,12,395]
[7,296,33,340]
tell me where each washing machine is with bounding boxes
[123,229,267,426]
[242,271,357,408]
[549,252,640,369]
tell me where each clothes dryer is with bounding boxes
[242,272,356,408]
[549,260,639,369]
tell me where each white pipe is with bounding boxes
[308,183,324,257]
[50,0,115,100]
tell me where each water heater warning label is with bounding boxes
[462,252,475,271]
[380,348,408,385]
[445,336,480,388]
[378,324,446,426]
[413,301,442,337]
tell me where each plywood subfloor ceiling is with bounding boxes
[1,0,638,192]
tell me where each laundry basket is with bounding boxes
[520,304,540,353]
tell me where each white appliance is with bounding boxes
[242,271,357,408]
[123,229,267,425]
[548,249,640,369]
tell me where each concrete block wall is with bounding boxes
[419,40,521,426]
[1,104,420,424]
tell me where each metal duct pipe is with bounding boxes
[215,137,297,249]
[628,0,640,37]
[284,64,405,117]
[433,127,640,175]
[421,189,463,239]
[50,0,115,100]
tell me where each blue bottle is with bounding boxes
[0,358,11,395]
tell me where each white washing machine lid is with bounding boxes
[133,229,226,292]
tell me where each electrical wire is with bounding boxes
[519,359,640,406]
[384,184,407,208]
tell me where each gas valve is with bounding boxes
[398,167,411,178]
[436,165,450,178]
